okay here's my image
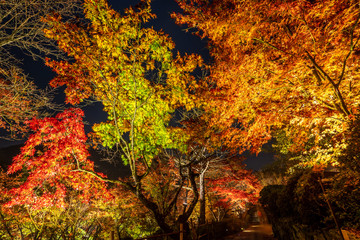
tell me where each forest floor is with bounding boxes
[222,223,276,240]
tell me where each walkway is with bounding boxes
[222,223,276,240]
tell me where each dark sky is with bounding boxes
[1,0,274,171]
[109,0,209,55]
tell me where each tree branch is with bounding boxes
[306,51,350,116]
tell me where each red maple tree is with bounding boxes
[5,108,111,209]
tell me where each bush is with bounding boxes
[259,185,285,219]
[260,170,331,228]
[328,169,360,230]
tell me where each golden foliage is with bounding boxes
[174,0,360,165]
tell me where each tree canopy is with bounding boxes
[174,0,360,166]
[3,0,360,238]
[43,0,204,234]
[6,108,110,209]
[44,0,202,170]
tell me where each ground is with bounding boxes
[223,223,276,240]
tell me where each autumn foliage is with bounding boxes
[206,160,260,210]
[42,0,204,234]
[174,0,360,166]
[5,0,360,237]
[0,67,50,139]
[5,108,110,209]
[43,0,203,181]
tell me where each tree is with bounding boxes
[0,0,81,139]
[1,108,116,239]
[105,184,158,239]
[1,191,111,239]
[337,113,360,171]
[44,0,202,234]
[205,159,260,216]
[5,108,110,209]
[2,161,157,239]
[0,167,20,239]
[0,0,81,63]
[178,109,261,224]
[173,0,360,166]
[165,145,211,226]
[165,140,260,226]
[140,155,197,231]
[0,67,54,139]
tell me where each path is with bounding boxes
[222,223,276,240]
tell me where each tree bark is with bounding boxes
[199,170,206,225]
[199,161,209,225]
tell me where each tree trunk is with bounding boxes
[128,183,175,235]
[199,161,209,225]
[199,169,206,225]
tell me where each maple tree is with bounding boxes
[43,0,202,234]
[164,146,211,227]
[1,193,108,239]
[189,154,260,224]
[165,142,260,226]
[1,164,156,239]
[173,0,360,167]
[178,110,261,224]
[337,113,360,171]
[5,108,110,209]
[103,185,158,239]
[1,108,117,239]
[44,0,201,172]
[0,167,20,239]
[206,159,260,212]
[139,156,198,231]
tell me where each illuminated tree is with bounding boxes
[174,0,360,166]
[140,156,197,230]
[337,113,360,171]
[1,108,118,239]
[165,141,260,226]
[5,108,110,209]
[0,167,19,239]
[44,0,202,234]
[207,160,259,210]
[194,153,260,223]
[177,108,261,224]
[104,185,158,239]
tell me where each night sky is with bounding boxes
[0,0,274,170]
